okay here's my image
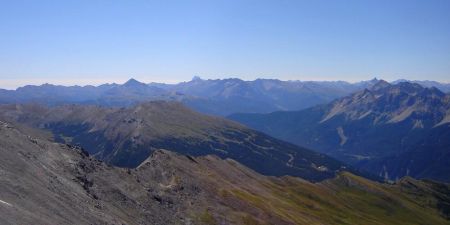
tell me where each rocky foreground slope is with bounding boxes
[1,120,450,225]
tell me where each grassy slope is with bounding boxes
[218,172,450,225]
[145,151,450,225]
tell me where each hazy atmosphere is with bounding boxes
[1,0,449,89]
[2,1,450,225]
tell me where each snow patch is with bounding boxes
[412,120,424,129]
[336,126,348,146]
[286,154,294,167]
[0,199,12,207]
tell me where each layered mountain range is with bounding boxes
[0,101,351,181]
[2,120,450,225]
[0,77,401,116]
[392,79,450,93]
[2,77,450,224]
[230,81,450,182]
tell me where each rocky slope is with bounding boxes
[0,101,349,182]
[1,121,450,225]
[0,120,201,225]
[230,81,450,181]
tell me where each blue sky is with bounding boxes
[0,0,449,89]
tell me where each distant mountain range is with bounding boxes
[3,77,447,116]
[393,79,450,93]
[150,77,382,115]
[2,120,450,225]
[229,81,450,182]
[0,101,353,182]
[1,77,449,182]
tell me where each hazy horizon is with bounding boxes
[1,0,449,89]
[1,76,449,90]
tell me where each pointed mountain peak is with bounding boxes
[370,79,391,91]
[363,77,380,85]
[191,76,203,81]
[123,78,145,87]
